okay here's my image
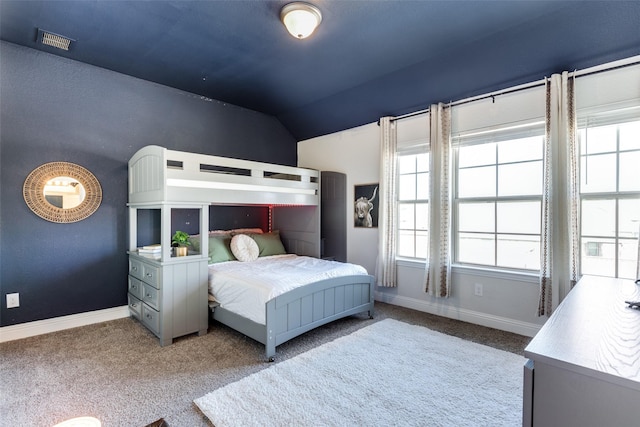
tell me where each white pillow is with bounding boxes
[230,234,259,262]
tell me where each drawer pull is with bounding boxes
[146,293,151,298]
[146,273,153,278]
[130,302,137,308]
[132,266,138,271]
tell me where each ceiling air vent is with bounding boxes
[37,29,74,51]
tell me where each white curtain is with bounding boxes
[538,72,580,316]
[376,117,397,287]
[425,103,452,297]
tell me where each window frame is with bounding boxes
[396,151,430,260]
[578,117,640,279]
[452,127,545,272]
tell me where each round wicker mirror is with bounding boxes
[23,162,102,223]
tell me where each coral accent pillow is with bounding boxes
[230,234,259,262]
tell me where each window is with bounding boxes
[397,153,429,258]
[579,118,640,279]
[454,132,544,270]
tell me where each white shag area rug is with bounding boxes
[195,319,524,426]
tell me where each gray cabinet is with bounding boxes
[523,275,640,427]
[321,171,347,262]
[127,254,208,345]
[127,203,209,346]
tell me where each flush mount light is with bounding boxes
[280,2,322,39]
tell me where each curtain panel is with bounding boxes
[376,117,398,287]
[425,103,452,297]
[538,72,580,316]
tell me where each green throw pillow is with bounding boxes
[251,231,286,257]
[188,235,201,253]
[209,235,236,263]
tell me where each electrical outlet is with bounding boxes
[474,283,483,297]
[6,293,20,308]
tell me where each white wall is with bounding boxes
[298,59,640,338]
[298,123,380,275]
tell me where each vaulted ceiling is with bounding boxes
[1,1,639,141]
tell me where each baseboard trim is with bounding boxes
[375,292,541,337]
[0,297,540,343]
[0,306,130,343]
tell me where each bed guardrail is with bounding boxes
[129,145,319,206]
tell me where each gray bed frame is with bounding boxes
[129,145,375,361]
[211,274,374,361]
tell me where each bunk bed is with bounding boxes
[128,145,375,360]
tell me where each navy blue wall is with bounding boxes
[0,41,297,326]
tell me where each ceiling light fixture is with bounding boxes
[280,2,322,39]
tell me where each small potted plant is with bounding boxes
[171,230,191,257]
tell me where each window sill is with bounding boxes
[452,264,539,283]
[396,257,426,269]
[395,258,539,283]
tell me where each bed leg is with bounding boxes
[265,342,276,362]
[265,348,276,363]
[265,324,276,362]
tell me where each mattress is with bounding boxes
[208,254,368,325]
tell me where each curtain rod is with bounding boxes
[386,55,640,123]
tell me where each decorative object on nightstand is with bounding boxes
[171,230,191,257]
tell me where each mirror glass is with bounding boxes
[43,176,86,209]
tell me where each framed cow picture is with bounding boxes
[354,183,379,228]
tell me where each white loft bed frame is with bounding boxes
[129,145,320,207]
[128,145,375,360]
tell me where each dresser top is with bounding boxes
[525,275,640,390]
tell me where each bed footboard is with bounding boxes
[264,274,375,361]
[212,274,375,361]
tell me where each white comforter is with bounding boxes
[208,254,368,325]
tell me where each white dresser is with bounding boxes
[523,275,640,427]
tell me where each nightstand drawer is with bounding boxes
[142,283,159,310]
[128,294,142,319]
[141,263,160,289]
[129,258,143,280]
[128,276,143,299]
[141,303,160,335]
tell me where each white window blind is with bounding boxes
[453,120,545,147]
[396,113,429,154]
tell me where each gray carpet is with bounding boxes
[0,302,530,426]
